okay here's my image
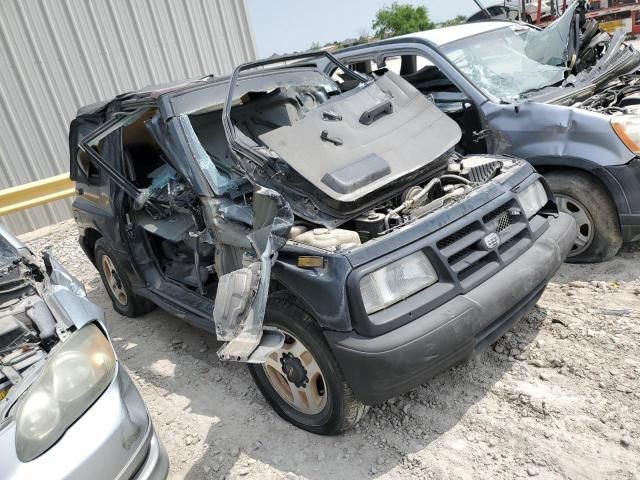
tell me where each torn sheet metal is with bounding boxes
[213,187,293,362]
[525,2,578,67]
[574,29,627,84]
[42,249,86,298]
[38,251,104,333]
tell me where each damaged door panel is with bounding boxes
[213,188,293,362]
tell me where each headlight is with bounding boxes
[611,115,640,155]
[360,251,437,314]
[517,180,548,219]
[15,324,116,461]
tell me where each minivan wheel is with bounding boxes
[545,171,622,263]
[94,238,155,317]
[248,295,368,434]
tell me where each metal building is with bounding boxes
[0,0,256,234]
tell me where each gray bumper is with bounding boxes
[326,213,577,404]
[133,430,169,480]
[0,366,169,480]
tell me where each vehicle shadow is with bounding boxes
[550,241,640,285]
[82,273,550,480]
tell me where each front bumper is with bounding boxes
[326,213,576,404]
[0,366,169,480]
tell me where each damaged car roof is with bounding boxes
[74,76,222,118]
[399,20,514,46]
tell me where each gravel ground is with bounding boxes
[20,220,640,480]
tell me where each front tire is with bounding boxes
[545,171,622,263]
[94,238,155,317]
[248,295,367,434]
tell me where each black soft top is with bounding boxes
[73,75,228,120]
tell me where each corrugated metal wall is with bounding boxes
[0,0,256,234]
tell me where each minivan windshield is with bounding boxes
[442,3,579,102]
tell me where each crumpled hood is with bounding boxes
[258,71,461,203]
[524,2,579,68]
[0,227,22,274]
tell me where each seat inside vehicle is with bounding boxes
[189,85,331,152]
[121,109,170,188]
[402,64,458,94]
[116,109,217,295]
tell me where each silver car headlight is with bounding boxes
[517,180,548,219]
[360,251,437,314]
[15,324,116,462]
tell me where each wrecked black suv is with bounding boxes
[70,52,576,434]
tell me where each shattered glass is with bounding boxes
[442,4,580,102]
[178,114,239,196]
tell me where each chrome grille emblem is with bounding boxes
[483,232,501,250]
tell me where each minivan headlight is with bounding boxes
[611,115,640,155]
[517,180,548,219]
[360,251,437,314]
[15,324,116,462]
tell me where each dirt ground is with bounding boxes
[20,220,640,480]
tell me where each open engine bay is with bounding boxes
[574,73,640,115]
[0,234,99,412]
[132,153,513,306]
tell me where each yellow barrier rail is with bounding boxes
[0,173,76,216]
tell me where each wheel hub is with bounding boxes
[102,255,128,306]
[262,329,327,415]
[280,352,308,388]
[555,194,594,257]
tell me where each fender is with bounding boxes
[528,156,631,216]
[271,248,354,333]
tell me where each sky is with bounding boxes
[245,0,482,57]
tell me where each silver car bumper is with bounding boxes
[0,365,169,480]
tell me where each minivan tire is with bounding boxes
[545,171,622,263]
[94,238,155,317]
[248,294,368,434]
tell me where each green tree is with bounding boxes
[439,15,468,27]
[372,3,433,39]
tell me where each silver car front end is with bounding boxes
[0,226,168,480]
[0,365,168,480]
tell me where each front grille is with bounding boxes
[483,206,512,233]
[435,200,530,286]
[436,224,474,249]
